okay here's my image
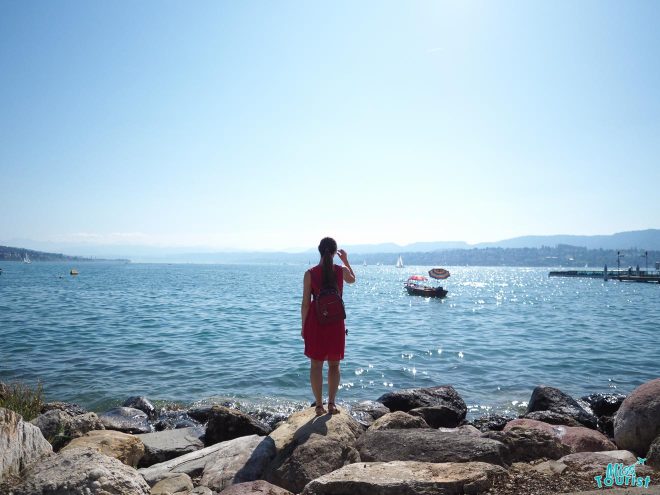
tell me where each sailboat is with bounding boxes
[363,260,367,266]
[23,253,31,264]
[396,255,404,268]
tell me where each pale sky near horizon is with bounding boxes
[1,1,659,252]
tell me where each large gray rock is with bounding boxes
[526,385,597,429]
[12,447,150,494]
[40,401,88,417]
[302,461,508,495]
[268,406,362,453]
[205,405,271,446]
[409,405,465,428]
[99,406,152,434]
[369,411,430,431]
[483,427,570,463]
[0,408,53,483]
[348,400,391,428]
[357,428,507,466]
[31,409,105,451]
[266,433,359,493]
[219,480,294,494]
[614,378,660,456]
[136,426,205,467]
[61,429,145,467]
[200,435,276,492]
[264,406,363,493]
[378,385,467,422]
[470,414,514,432]
[581,393,627,417]
[138,441,229,486]
[123,396,157,420]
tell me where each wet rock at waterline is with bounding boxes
[99,407,152,434]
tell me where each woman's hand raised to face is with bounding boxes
[337,249,349,265]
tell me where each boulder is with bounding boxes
[139,441,227,486]
[155,409,201,431]
[40,401,88,416]
[151,472,194,494]
[192,487,214,495]
[483,427,570,463]
[378,385,467,421]
[61,429,145,467]
[264,406,362,493]
[369,411,429,431]
[409,405,465,428]
[12,447,150,494]
[0,408,53,482]
[200,435,276,492]
[614,378,660,456]
[31,409,104,450]
[471,414,514,432]
[136,426,205,467]
[533,450,649,478]
[301,461,508,495]
[99,406,152,434]
[647,434,660,471]
[581,393,627,417]
[219,480,294,494]
[561,424,617,453]
[266,433,359,493]
[348,400,390,428]
[205,405,271,446]
[526,385,597,429]
[522,410,583,427]
[123,396,157,420]
[357,428,507,466]
[503,418,616,453]
[188,405,214,424]
[268,406,362,453]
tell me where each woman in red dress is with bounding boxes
[301,237,355,415]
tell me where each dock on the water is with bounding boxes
[549,269,660,283]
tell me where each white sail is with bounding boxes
[396,255,403,268]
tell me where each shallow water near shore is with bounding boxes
[1,261,658,419]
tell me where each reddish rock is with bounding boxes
[614,378,660,456]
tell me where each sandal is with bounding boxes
[327,402,340,415]
[314,404,327,416]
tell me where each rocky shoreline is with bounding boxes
[1,379,659,494]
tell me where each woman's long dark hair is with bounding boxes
[318,237,337,289]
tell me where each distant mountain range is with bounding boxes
[2,229,658,264]
[343,229,660,253]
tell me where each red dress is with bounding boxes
[304,264,345,361]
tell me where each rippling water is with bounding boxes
[1,261,658,418]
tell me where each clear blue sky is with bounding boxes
[1,0,659,252]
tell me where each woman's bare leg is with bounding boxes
[310,359,324,409]
[327,360,340,411]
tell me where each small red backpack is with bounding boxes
[311,268,346,325]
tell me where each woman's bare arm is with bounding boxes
[337,249,356,284]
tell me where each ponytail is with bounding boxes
[318,237,338,289]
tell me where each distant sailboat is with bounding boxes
[23,253,31,264]
[363,260,367,266]
[396,255,404,268]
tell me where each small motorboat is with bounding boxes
[404,274,448,298]
[70,269,79,276]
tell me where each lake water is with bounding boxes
[1,261,658,419]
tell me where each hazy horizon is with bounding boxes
[2,1,659,251]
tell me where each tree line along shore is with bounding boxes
[1,378,659,494]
